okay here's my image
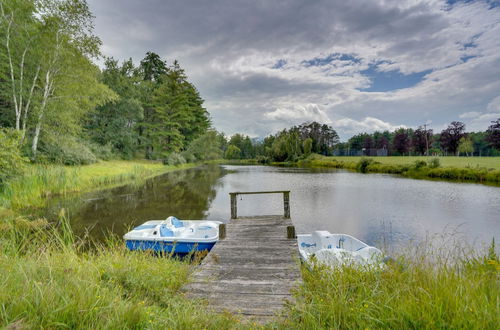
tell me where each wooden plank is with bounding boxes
[229,190,290,195]
[183,214,300,323]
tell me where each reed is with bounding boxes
[0,161,196,210]
[0,212,237,329]
[280,237,499,329]
[1,210,497,328]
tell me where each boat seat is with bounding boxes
[160,225,174,237]
[167,216,184,228]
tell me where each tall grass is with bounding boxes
[0,161,196,210]
[281,237,499,329]
[0,211,237,329]
[1,209,498,328]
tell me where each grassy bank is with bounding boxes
[0,160,196,210]
[1,213,498,328]
[283,242,499,329]
[298,155,500,184]
[0,214,236,328]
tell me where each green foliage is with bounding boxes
[0,128,27,184]
[357,158,374,173]
[164,153,186,166]
[303,137,313,155]
[228,134,253,158]
[458,136,474,156]
[413,160,427,170]
[38,136,97,165]
[86,58,143,158]
[142,58,210,159]
[224,144,241,159]
[87,142,115,161]
[486,118,500,150]
[429,157,440,168]
[185,131,224,161]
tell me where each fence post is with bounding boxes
[230,193,237,219]
[283,191,290,218]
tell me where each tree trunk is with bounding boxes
[31,114,42,159]
[31,70,52,160]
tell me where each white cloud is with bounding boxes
[487,96,500,112]
[466,112,500,132]
[334,117,405,136]
[88,0,500,139]
[459,111,482,119]
[265,104,332,124]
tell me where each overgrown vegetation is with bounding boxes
[0,160,195,210]
[283,239,499,329]
[0,211,237,329]
[1,210,497,328]
[0,128,27,184]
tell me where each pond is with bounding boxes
[44,164,500,251]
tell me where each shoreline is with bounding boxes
[0,160,198,211]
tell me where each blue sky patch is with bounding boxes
[301,53,360,67]
[272,59,287,69]
[360,66,432,92]
[461,55,477,62]
[446,0,500,9]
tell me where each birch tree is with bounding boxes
[29,0,113,159]
[0,0,41,140]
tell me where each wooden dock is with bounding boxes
[184,191,301,322]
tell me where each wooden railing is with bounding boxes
[229,190,291,219]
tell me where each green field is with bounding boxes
[324,156,500,170]
[298,155,500,184]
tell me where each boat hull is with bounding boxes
[125,239,216,254]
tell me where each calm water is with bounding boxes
[44,165,500,251]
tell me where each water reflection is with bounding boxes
[44,164,500,251]
[44,165,227,240]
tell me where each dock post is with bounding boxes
[283,191,290,218]
[286,225,296,239]
[230,193,237,219]
[219,223,226,240]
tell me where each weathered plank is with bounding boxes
[183,215,300,323]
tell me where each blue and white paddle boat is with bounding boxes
[297,231,384,268]
[124,216,222,254]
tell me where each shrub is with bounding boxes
[224,145,241,159]
[38,137,97,165]
[164,153,186,166]
[413,160,427,170]
[0,128,28,184]
[87,142,115,161]
[357,158,373,173]
[180,151,196,163]
[256,155,270,164]
[429,157,440,168]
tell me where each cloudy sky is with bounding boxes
[87,0,500,140]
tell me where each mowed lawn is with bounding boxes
[324,156,500,170]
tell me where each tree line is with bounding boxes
[0,0,212,184]
[339,120,500,157]
[220,119,500,162]
[1,1,499,186]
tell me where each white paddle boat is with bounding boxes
[297,231,384,268]
[124,216,222,254]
